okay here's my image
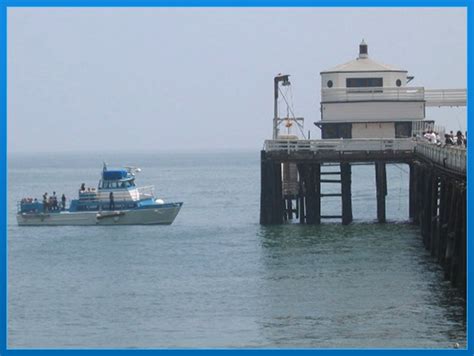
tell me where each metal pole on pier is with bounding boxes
[273,74,290,139]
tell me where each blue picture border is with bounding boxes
[0,1,470,354]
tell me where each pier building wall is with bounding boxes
[351,122,395,138]
[322,101,425,122]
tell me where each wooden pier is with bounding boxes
[260,138,415,225]
[260,138,466,294]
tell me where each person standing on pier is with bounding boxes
[456,131,464,146]
[445,133,454,145]
[61,194,66,211]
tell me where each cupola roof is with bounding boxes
[321,41,406,74]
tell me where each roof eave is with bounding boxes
[320,69,408,75]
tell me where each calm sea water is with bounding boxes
[8,151,465,348]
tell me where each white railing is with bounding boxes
[264,138,466,175]
[321,87,425,102]
[321,87,466,107]
[414,141,466,174]
[137,185,155,200]
[80,186,155,202]
[264,138,416,153]
[424,89,467,107]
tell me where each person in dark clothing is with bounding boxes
[109,191,115,210]
[80,183,86,192]
[445,134,454,145]
[52,191,58,211]
[42,192,48,212]
[61,194,66,211]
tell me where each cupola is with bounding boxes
[358,40,368,59]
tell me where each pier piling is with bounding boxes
[375,162,387,223]
[341,163,353,225]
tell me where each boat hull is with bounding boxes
[16,203,183,226]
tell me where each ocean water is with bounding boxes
[7,151,466,348]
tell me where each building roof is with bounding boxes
[321,41,407,74]
[321,57,406,74]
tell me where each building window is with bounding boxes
[322,123,352,139]
[346,78,383,88]
[395,122,412,138]
[327,80,333,88]
[396,79,402,87]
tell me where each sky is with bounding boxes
[7,7,467,153]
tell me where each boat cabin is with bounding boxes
[77,168,141,204]
[71,166,148,211]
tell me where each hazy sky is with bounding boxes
[8,8,466,153]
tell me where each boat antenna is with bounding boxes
[125,166,142,175]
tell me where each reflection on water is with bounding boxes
[256,224,465,348]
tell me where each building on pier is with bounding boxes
[317,40,425,139]
[315,41,465,139]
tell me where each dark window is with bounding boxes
[322,123,352,139]
[395,122,412,138]
[396,79,402,87]
[327,80,333,88]
[346,78,383,88]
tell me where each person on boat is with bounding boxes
[80,183,86,192]
[42,192,48,212]
[61,194,66,211]
[52,192,58,211]
[109,191,115,210]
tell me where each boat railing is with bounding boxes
[17,201,68,213]
[79,193,133,202]
[137,185,155,200]
[78,186,155,202]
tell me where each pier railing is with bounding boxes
[321,87,425,103]
[264,138,416,153]
[414,141,466,174]
[264,138,466,175]
[321,87,466,107]
[424,89,467,107]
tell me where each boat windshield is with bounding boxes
[101,179,136,189]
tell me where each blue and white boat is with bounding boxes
[16,164,183,226]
